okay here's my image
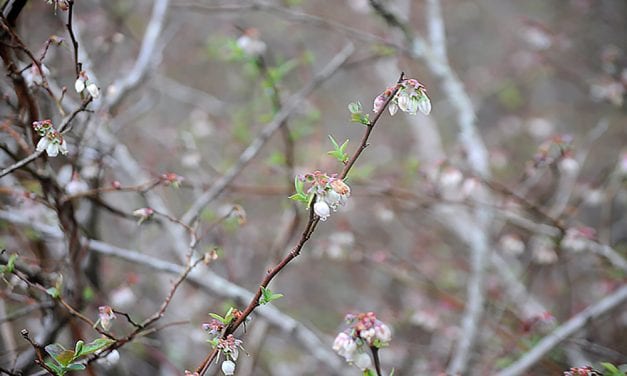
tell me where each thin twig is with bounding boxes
[65,0,81,76]
[0,97,92,179]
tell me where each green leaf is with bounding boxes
[53,350,76,367]
[1,253,17,274]
[259,286,284,305]
[294,176,305,195]
[601,362,625,376]
[45,344,66,360]
[73,341,84,357]
[66,363,86,371]
[209,312,225,323]
[348,102,362,114]
[44,359,65,376]
[224,307,235,324]
[362,369,376,376]
[389,369,395,376]
[288,193,308,203]
[46,287,60,299]
[328,134,340,149]
[80,338,114,356]
[339,139,349,152]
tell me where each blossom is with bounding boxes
[333,312,392,371]
[373,78,431,117]
[221,360,236,376]
[297,171,351,221]
[563,366,598,376]
[372,93,388,113]
[314,200,331,221]
[98,305,116,331]
[374,323,392,343]
[32,119,53,136]
[132,207,154,224]
[75,71,100,98]
[36,129,68,157]
[561,227,595,253]
[101,350,120,366]
[353,352,372,370]
[332,332,357,361]
[236,28,266,57]
[217,335,243,361]
[202,319,224,336]
[65,173,89,195]
[161,172,184,188]
[499,234,525,256]
[86,82,100,98]
[23,64,50,87]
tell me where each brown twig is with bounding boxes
[65,0,81,77]
[194,72,405,375]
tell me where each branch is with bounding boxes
[0,209,348,373]
[495,285,627,376]
[194,71,403,375]
[425,0,448,63]
[105,0,170,109]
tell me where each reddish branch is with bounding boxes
[194,73,405,374]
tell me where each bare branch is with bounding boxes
[106,0,170,109]
[496,285,627,376]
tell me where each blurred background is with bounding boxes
[1,0,626,375]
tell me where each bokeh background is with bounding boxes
[1,0,626,375]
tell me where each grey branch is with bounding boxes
[106,0,170,109]
[496,284,627,376]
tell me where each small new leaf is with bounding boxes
[348,101,362,114]
[208,312,226,323]
[66,363,86,371]
[327,135,349,163]
[259,286,284,305]
[73,341,84,358]
[79,338,114,356]
[0,253,17,274]
[601,363,625,376]
[46,287,60,299]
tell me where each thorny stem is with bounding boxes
[194,72,405,375]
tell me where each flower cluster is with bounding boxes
[45,0,69,11]
[332,312,392,371]
[373,78,431,116]
[236,28,267,57]
[302,171,351,221]
[201,319,225,337]
[32,120,68,157]
[75,71,100,98]
[161,172,184,188]
[561,226,595,253]
[563,366,600,376]
[216,335,244,376]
